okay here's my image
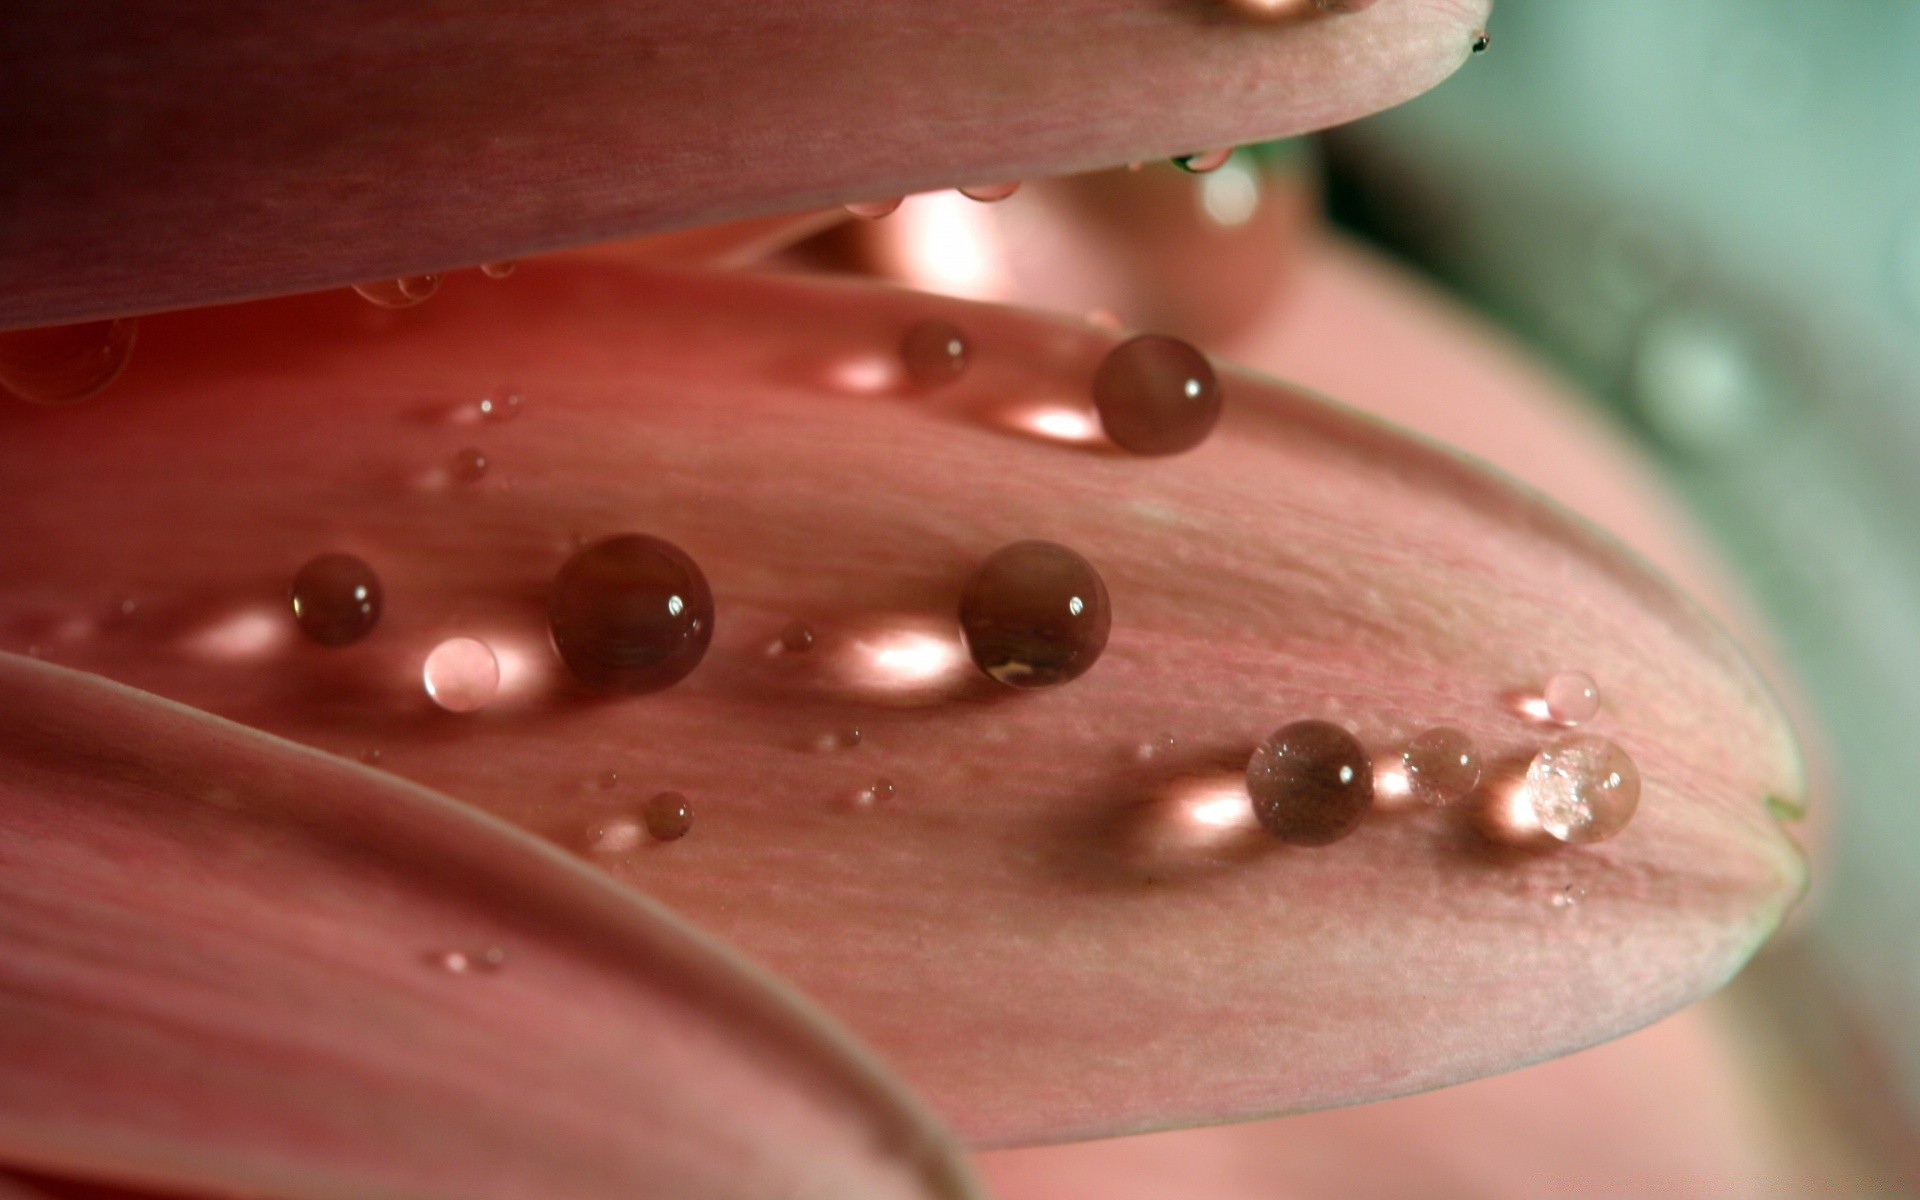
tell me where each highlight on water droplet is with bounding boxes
[959,181,1021,203]
[1172,148,1233,175]
[1198,154,1262,228]
[1092,334,1223,456]
[644,791,693,842]
[0,318,138,405]
[434,945,506,974]
[778,619,816,654]
[547,533,714,693]
[958,540,1111,689]
[479,260,517,279]
[1543,670,1601,726]
[1401,726,1481,806]
[900,318,970,388]
[450,446,489,484]
[1134,731,1178,762]
[845,197,904,219]
[289,552,383,647]
[477,390,523,423]
[854,777,896,808]
[1524,735,1641,844]
[813,726,863,753]
[353,274,442,309]
[423,636,501,713]
[1246,720,1373,846]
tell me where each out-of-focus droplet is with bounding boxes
[959,541,1111,689]
[846,197,904,219]
[450,446,489,483]
[1525,736,1641,844]
[854,778,896,808]
[1628,305,1779,455]
[1543,670,1601,726]
[435,946,506,974]
[290,553,382,647]
[1551,884,1587,910]
[477,391,523,423]
[0,318,137,405]
[814,726,863,752]
[779,619,816,653]
[353,275,442,308]
[1246,720,1373,846]
[1134,731,1178,763]
[1198,155,1262,228]
[1402,726,1480,806]
[644,791,693,842]
[359,748,384,766]
[959,181,1021,203]
[480,261,517,279]
[588,817,643,855]
[597,769,621,790]
[900,318,970,388]
[423,636,501,713]
[1172,148,1233,175]
[1092,334,1223,456]
[548,534,714,693]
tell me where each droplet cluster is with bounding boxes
[958,540,1111,688]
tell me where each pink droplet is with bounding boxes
[1173,148,1234,175]
[845,197,903,219]
[423,636,500,713]
[1543,670,1601,726]
[959,181,1021,203]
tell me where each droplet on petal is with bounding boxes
[845,197,903,219]
[289,553,382,647]
[900,319,970,388]
[959,181,1021,203]
[854,777,896,808]
[588,817,643,855]
[479,260,517,279]
[548,534,714,693]
[958,540,1111,689]
[1525,735,1641,844]
[477,391,523,422]
[644,791,693,842]
[1246,720,1373,846]
[1402,726,1481,806]
[450,446,489,483]
[423,636,501,713]
[1471,30,1490,53]
[1172,148,1233,174]
[353,275,442,308]
[1543,670,1601,726]
[0,318,137,405]
[1134,731,1178,762]
[779,619,816,653]
[1092,334,1223,455]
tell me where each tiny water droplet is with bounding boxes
[846,197,903,219]
[290,553,382,646]
[780,619,816,653]
[1402,726,1480,806]
[959,181,1021,203]
[434,946,505,974]
[353,274,442,308]
[449,446,489,483]
[548,534,714,693]
[1172,148,1233,175]
[644,791,693,841]
[477,391,523,422]
[0,318,138,405]
[854,777,896,808]
[1134,731,1178,762]
[1525,736,1641,844]
[588,817,643,855]
[900,319,971,388]
[1551,884,1587,910]
[1471,30,1490,54]
[1247,720,1373,846]
[438,950,471,973]
[1092,334,1222,455]
[597,769,621,790]
[959,540,1111,689]
[814,726,863,752]
[479,260,517,279]
[1543,671,1601,726]
[423,636,500,713]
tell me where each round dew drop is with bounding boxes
[0,318,137,405]
[1402,726,1481,806]
[353,274,441,308]
[1092,334,1223,455]
[1525,735,1640,844]
[548,534,714,693]
[900,319,971,388]
[1246,720,1374,846]
[290,553,383,646]
[958,540,1111,689]
[423,636,500,713]
[1543,670,1601,726]
[644,791,693,842]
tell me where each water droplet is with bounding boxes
[1525,736,1641,844]
[1543,671,1601,726]
[289,553,383,646]
[597,769,621,790]
[1551,884,1587,910]
[435,945,506,974]
[479,260,517,279]
[449,446,489,483]
[1628,306,1778,455]
[1134,731,1178,762]
[548,534,714,693]
[846,197,904,219]
[854,777,896,808]
[1402,726,1481,806]
[959,181,1021,203]
[588,817,643,855]
[1198,157,1261,227]
[0,318,138,405]
[644,791,693,841]
[1471,30,1489,54]
[1092,334,1222,455]
[423,636,501,713]
[900,319,971,388]
[1246,720,1373,846]
[779,619,816,653]
[959,540,1111,689]
[814,726,863,752]
[477,391,523,422]
[353,275,442,308]
[359,748,384,765]
[1172,148,1233,175]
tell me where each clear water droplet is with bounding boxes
[423,636,500,713]
[450,446,489,483]
[1172,148,1233,175]
[959,181,1020,203]
[1525,736,1641,844]
[779,619,816,653]
[548,534,714,693]
[0,318,138,405]
[1551,884,1587,910]
[1402,726,1480,806]
[1247,720,1374,846]
[1092,334,1222,455]
[477,391,523,422]
[480,260,517,279]
[854,777,896,808]
[644,791,693,841]
[959,541,1111,689]
[353,275,442,309]
[597,769,621,790]
[900,319,971,388]
[290,553,382,646]
[1543,671,1601,726]
[1134,731,1178,762]
[846,197,903,219]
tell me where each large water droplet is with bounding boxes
[1543,670,1601,726]
[289,553,382,646]
[958,540,1111,689]
[423,636,501,713]
[548,534,714,693]
[644,791,693,842]
[900,319,971,388]
[1172,148,1233,175]
[450,446,489,483]
[959,181,1020,203]
[354,275,441,308]
[0,318,137,405]
[846,197,904,219]
[1402,726,1480,806]
[1525,736,1641,844]
[1247,720,1373,846]
[1092,334,1223,456]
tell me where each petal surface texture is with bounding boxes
[0,262,1804,1145]
[0,653,981,1200]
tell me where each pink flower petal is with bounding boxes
[0,0,1489,326]
[0,653,981,1199]
[0,261,1805,1145]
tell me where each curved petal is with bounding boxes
[0,652,981,1200]
[0,0,1489,326]
[0,261,1802,1144]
